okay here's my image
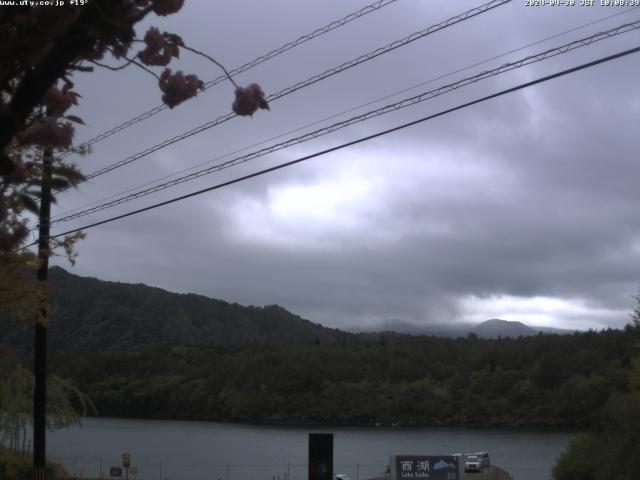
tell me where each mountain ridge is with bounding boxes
[0,266,355,353]
[0,267,575,354]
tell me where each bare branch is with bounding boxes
[69,65,94,73]
[89,57,134,72]
[129,3,156,24]
[101,48,160,81]
[176,43,239,89]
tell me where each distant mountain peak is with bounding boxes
[348,317,575,338]
[481,318,530,327]
[472,319,536,338]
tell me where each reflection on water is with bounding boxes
[49,418,576,480]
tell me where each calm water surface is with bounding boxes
[48,418,576,480]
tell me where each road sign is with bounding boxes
[390,455,461,480]
[122,453,131,468]
[110,467,122,478]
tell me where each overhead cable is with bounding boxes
[33,44,640,247]
[50,20,640,225]
[61,0,511,189]
[58,0,401,160]
[53,7,639,220]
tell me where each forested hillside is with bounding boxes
[0,267,354,353]
[47,325,640,427]
[2,267,637,429]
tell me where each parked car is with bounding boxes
[336,474,355,480]
[464,455,481,473]
[474,451,491,468]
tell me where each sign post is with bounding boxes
[122,453,131,480]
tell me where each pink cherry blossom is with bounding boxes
[85,46,105,61]
[43,86,77,115]
[138,27,173,66]
[153,0,185,16]
[232,83,270,117]
[159,69,203,108]
[20,118,74,148]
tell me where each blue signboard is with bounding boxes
[390,455,460,480]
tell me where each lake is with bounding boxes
[48,418,576,480]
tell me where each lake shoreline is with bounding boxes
[77,414,582,433]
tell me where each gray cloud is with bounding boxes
[50,0,640,331]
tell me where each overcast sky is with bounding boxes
[47,0,640,331]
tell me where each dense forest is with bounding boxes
[38,326,639,427]
[2,267,639,430]
[553,353,640,480]
[2,268,640,479]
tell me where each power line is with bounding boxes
[57,0,401,161]
[61,0,511,189]
[50,19,640,225]
[52,7,638,221]
[54,19,639,223]
[34,44,640,246]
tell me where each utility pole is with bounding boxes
[33,146,53,480]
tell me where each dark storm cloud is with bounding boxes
[50,0,640,330]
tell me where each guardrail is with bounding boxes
[52,458,390,480]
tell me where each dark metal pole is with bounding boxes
[33,146,53,480]
[308,433,333,480]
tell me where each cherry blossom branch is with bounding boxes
[89,56,135,72]
[101,48,160,81]
[129,4,156,24]
[176,43,239,89]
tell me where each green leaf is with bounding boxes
[52,165,85,182]
[18,193,39,214]
[49,178,71,190]
[65,115,85,125]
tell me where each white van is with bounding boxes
[474,451,490,468]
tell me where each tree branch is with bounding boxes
[89,56,135,72]
[102,48,160,80]
[177,43,239,89]
[129,3,156,24]
[0,7,100,154]
[0,0,150,158]
[69,65,94,73]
